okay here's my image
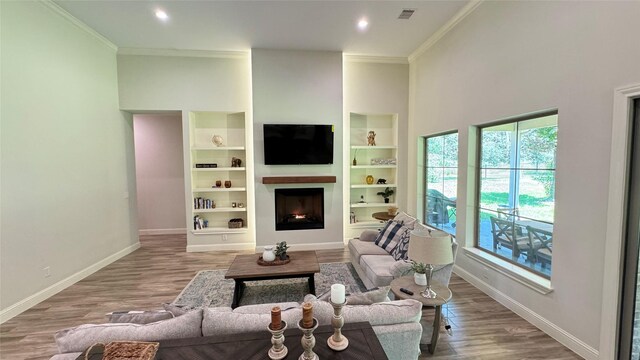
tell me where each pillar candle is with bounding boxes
[331,284,346,304]
[270,306,281,330]
[302,302,313,328]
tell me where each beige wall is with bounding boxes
[133,114,186,233]
[252,49,343,249]
[0,1,138,316]
[344,60,409,213]
[408,1,640,356]
[116,53,253,250]
[117,54,250,112]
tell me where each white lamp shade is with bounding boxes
[408,230,453,265]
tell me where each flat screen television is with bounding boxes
[264,124,334,165]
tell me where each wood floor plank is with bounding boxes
[0,234,582,359]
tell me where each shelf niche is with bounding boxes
[262,176,337,184]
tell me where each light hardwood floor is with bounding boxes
[0,235,582,360]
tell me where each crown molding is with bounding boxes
[343,54,408,65]
[39,0,117,51]
[117,47,249,59]
[408,0,483,63]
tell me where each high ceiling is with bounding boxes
[54,0,469,57]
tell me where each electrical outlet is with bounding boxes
[43,266,51,278]
[482,266,489,280]
[222,234,228,241]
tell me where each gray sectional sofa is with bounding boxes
[50,297,423,360]
[349,228,458,290]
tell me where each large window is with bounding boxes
[476,112,557,278]
[424,132,458,235]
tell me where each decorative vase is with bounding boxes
[384,198,390,203]
[365,175,374,185]
[211,134,224,147]
[414,272,427,286]
[215,180,222,188]
[263,246,276,262]
[279,253,288,261]
[352,157,357,166]
[224,180,232,188]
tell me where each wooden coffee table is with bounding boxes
[225,251,320,308]
[390,276,452,354]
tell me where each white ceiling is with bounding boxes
[54,0,469,57]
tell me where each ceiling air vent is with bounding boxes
[398,9,415,20]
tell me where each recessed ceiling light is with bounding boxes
[155,9,169,21]
[357,18,369,31]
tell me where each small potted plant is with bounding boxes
[411,261,428,286]
[376,187,394,203]
[275,241,290,260]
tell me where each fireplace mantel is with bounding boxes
[262,176,337,184]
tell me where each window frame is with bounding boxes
[423,130,459,236]
[474,110,558,279]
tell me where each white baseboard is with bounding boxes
[453,265,599,360]
[188,241,345,253]
[186,243,255,252]
[260,242,345,253]
[0,242,141,324]
[139,228,186,236]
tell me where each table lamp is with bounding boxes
[408,229,454,298]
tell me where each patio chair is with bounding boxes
[497,206,519,221]
[490,216,536,262]
[527,226,553,269]
[426,189,455,226]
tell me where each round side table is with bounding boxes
[371,212,394,221]
[390,276,452,354]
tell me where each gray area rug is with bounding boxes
[173,262,367,309]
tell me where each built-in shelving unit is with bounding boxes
[186,111,249,235]
[347,112,398,237]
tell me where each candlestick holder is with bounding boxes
[267,321,288,360]
[297,318,319,360]
[328,299,349,351]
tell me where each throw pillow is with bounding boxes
[202,307,302,336]
[346,286,390,305]
[392,212,418,229]
[390,228,411,261]
[106,310,174,324]
[374,220,407,252]
[413,221,431,234]
[232,302,299,314]
[342,299,422,326]
[55,308,203,354]
[162,303,189,317]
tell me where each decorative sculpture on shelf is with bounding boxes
[377,178,387,184]
[211,134,224,147]
[367,131,376,146]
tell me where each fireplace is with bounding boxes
[274,188,324,231]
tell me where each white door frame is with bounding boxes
[599,83,640,359]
